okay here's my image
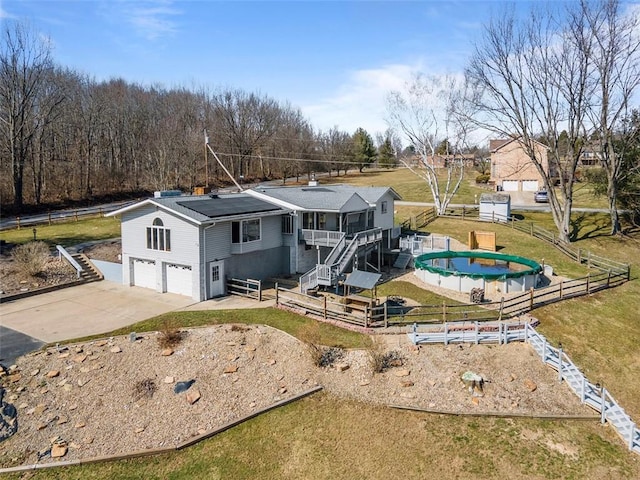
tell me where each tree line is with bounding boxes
[0,22,396,213]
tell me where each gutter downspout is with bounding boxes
[202,222,216,300]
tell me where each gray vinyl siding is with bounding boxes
[225,246,289,280]
[260,215,283,250]
[375,191,396,230]
[203,222,232,261]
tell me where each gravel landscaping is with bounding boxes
[0,323,595,469]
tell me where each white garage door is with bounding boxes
[522,180,539,191]
[502,180,519,191]
[132,259,156,290]
[165,263,192,297]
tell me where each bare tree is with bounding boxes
[466,4,596,243]
[387,73,471,214]
[0,21,57,208]
[581,0,640,235]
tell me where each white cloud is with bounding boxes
[301,63,420,137]
[105,0,181,41]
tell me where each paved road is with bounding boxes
[0,325,44,368]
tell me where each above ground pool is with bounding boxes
[414,250,542,295]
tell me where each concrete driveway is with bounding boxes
[0,281,274,348]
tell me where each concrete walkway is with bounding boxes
[0,280,270,345]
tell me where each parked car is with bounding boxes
[534,190,548,203]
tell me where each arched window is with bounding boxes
[146,218,171,251]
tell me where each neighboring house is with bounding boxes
[489,138,550,192]
[108,184,401,300]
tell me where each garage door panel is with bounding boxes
[132,259,156,290]
[166,264,192,296]
[522,180,539,191]
[502,180,519,191]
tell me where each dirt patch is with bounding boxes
[82,241,122,264]
[0,325,594,468]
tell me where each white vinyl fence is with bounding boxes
[408,321,640,455]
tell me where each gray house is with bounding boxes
[109,183,401,300]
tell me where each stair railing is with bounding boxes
[56,245,83,278]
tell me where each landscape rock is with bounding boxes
[524,379,538,392]
[161,348,174,356]
[185,389,201,405]
[223,364,239,374]
[174,380,195,394]
[394,369,411,377]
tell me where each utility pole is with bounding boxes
[203,129,209,188]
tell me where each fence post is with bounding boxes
[412,323,417,344]
[275,283,279,306]
[600,385,607,424]
[74,210,78,221]
[529,287,534,311]
[384,302,388,328]
[558,343,563,382]
[364,306,368,328]
[577,248,582,264]
[607,270,611,288]
[258,280,262,302]
[462,206,465,220]
[48,212,52,225]
[475,321,479,345]
[498,297,504,321]
[580,376,586,403]
[16,217,20,229]
[442,301,446,322]
[586,274,590,294]
[559,281,563,299]
[542,339,547,363]
[323,295,327,319]
[629,423,636,451]
[588,251,591,269]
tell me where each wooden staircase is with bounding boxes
[71,253,104,283]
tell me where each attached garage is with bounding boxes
[522,180,539,191]
[501,180,519,191]
[132,259,156,290]
[165,263,192,296]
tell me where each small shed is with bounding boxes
[479,193,511,223]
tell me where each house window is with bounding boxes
[146,218,171,251]
[232,219,261,244]
[302,212,314,229]
[281,215,293,235]
[381,201,388,214]
[211,265,220,282]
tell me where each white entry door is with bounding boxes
[209,261,225,297]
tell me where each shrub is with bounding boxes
[297,321,344,367]
[368,340,405,374]
[133,378,157,401]
[157,318,183,349]
[10,241,50,276]
[475,174,490,184]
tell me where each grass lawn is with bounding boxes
[7,393,638,480]
[0,216,121,247]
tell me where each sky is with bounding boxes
[0,1,550,140]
